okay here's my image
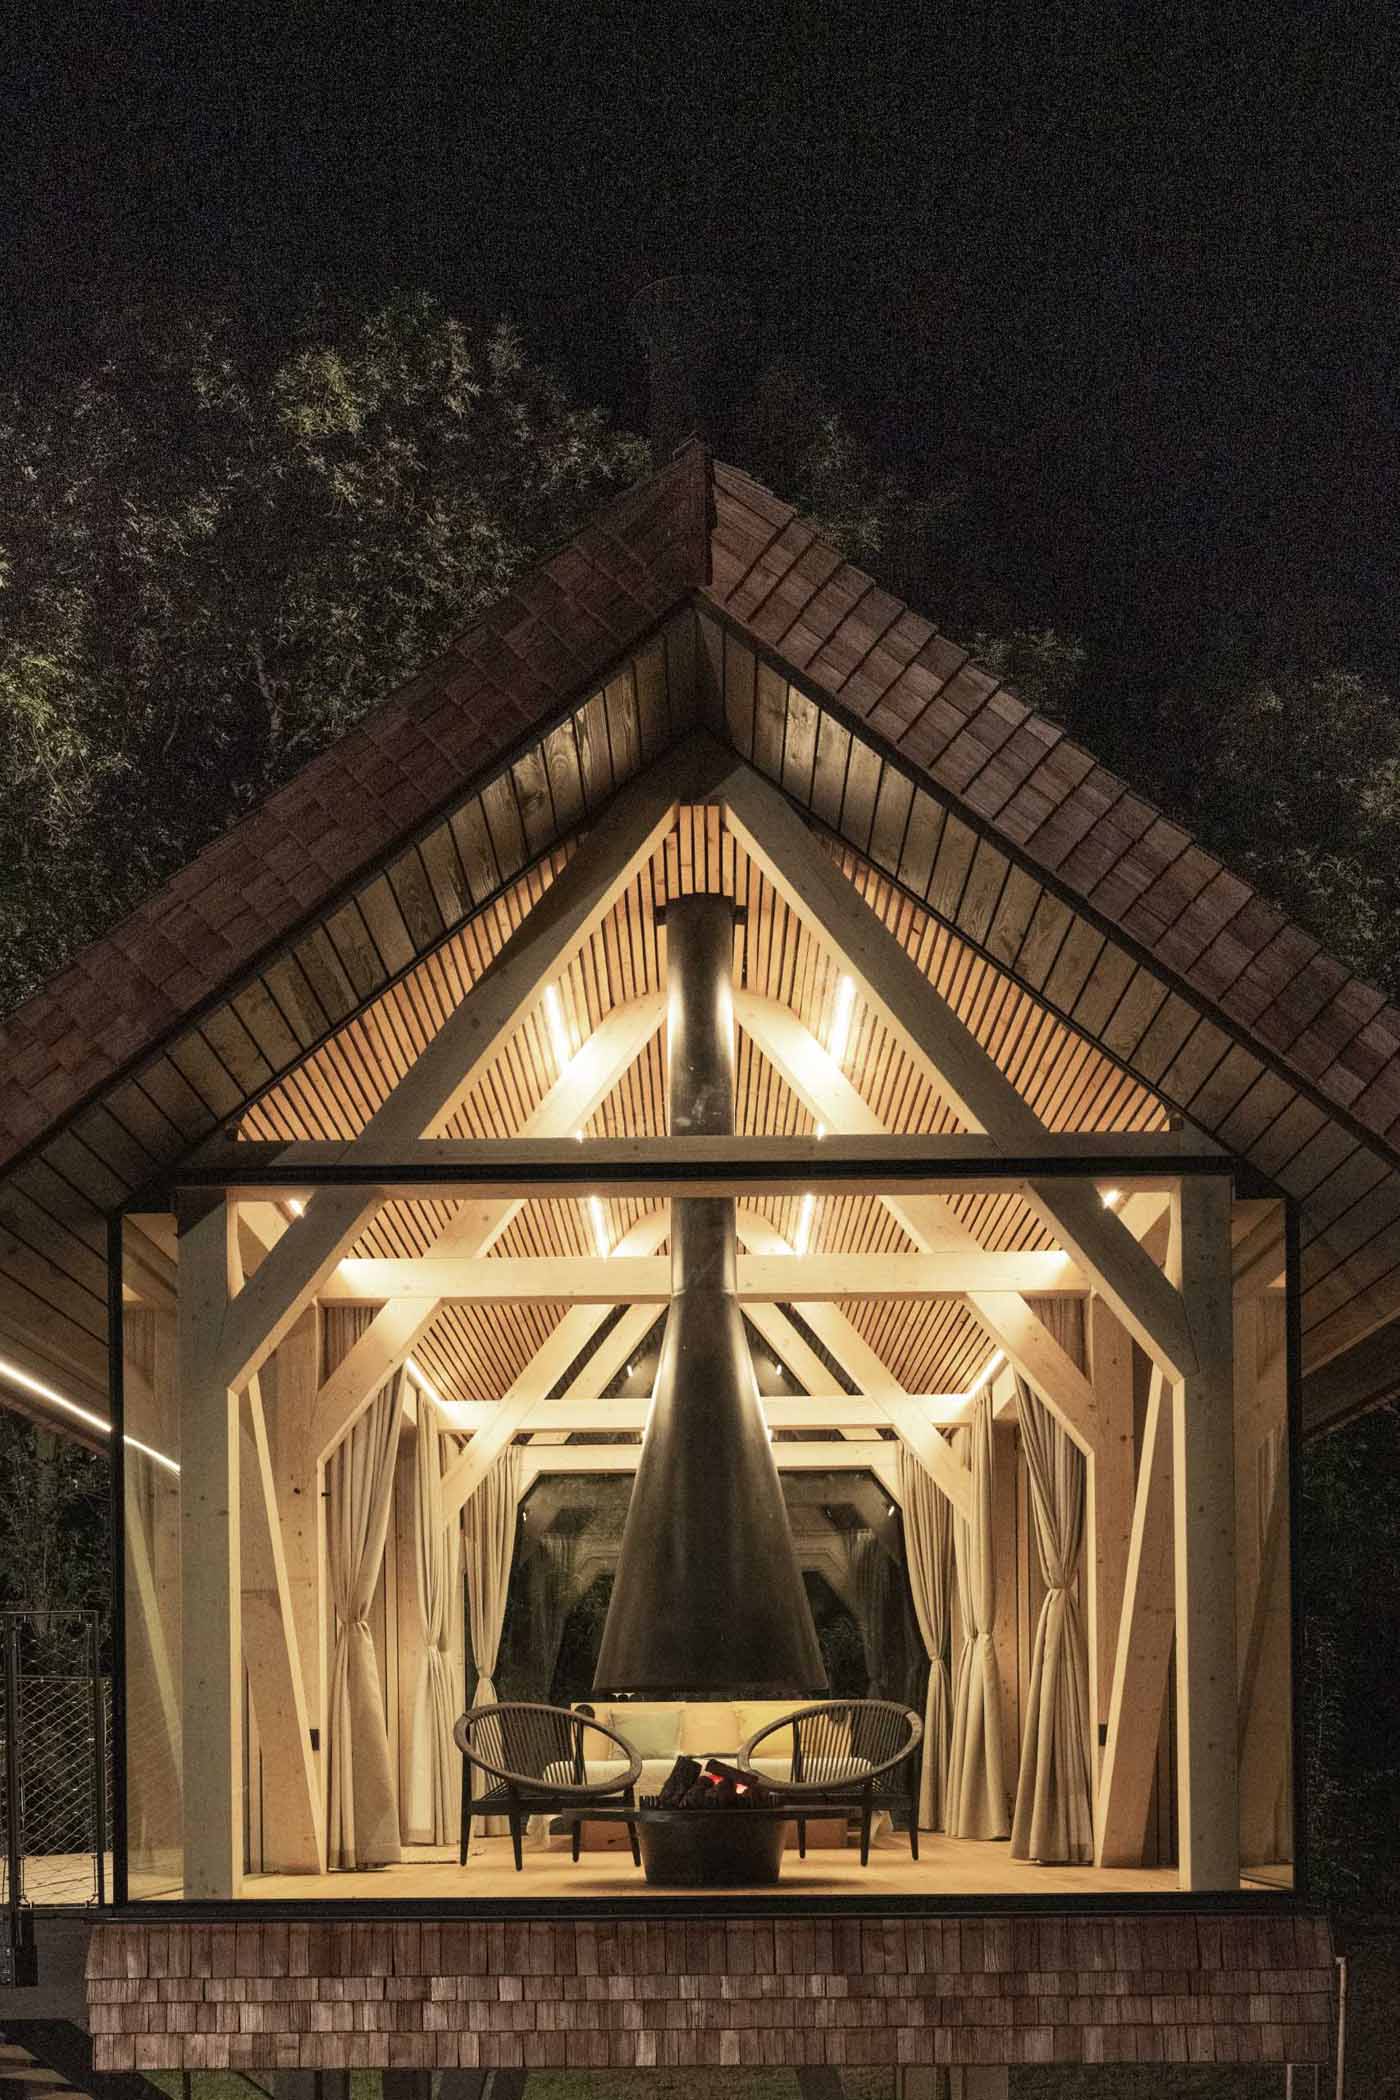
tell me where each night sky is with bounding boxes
[4,2,1396,668]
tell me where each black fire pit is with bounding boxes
[635,1807,789,1887]
[576,1805,790,1886]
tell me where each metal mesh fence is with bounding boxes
[1,1609,109,1972]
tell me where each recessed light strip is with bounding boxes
[0,1353,180,1475]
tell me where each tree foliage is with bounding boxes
[0,293,649,1011]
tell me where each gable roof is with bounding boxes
[2,441,1398,1433]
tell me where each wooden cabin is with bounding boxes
[0,441,1374,2079]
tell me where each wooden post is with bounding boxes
[267,1309,325,1772]
[1174,1174,1240,1889]
[177,1195,242,1899]
[1085,1296,1135,1779]
[1095,1361,1174,1866]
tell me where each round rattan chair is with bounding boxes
[454,1701,644,1871]
[737,1699,924,1865]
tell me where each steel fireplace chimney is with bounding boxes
[593,894,826,1699]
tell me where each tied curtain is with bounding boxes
[462,1451,520,1842]
[898,1441,954,1831]
[946,1390,1009,1838]
[1011,1367,1094,1864]
[463,1448,519,1712]
[408,1394,464,1847]
[325,1316,404,1870]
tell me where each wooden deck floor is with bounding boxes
[238,1832,1185,1900]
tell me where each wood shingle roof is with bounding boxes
[3,441,1399,1431]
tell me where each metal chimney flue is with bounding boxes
[592,894,826,1699]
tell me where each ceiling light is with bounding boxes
[964,1349,1007,1401]
[406,1357,444,1406]
[589,1195,611,1259]
[543,983,572,1072]
[1101,1188,1122,1209]
[793,1193,816,1257]
[828,976,856,1066]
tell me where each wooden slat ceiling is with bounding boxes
[238,805,1168,1402]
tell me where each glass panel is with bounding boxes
[1234,1193,1293,1883]
[121,1213,183,1897]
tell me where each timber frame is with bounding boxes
[96,749,1298,1909]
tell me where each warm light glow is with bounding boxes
[0,1354,180,1474]
[827,976,856,1066]
[815,1122,827,1140]
[406,1357,444,1406]
[544,983,570,1070]
[1101,1187,1122,1209]
[285,1197,304,1217]
[964,1348,1007,1401]
[793,1193,816,1257]
[589,1195,611,1259]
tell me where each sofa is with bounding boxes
[564,1699,871,1797]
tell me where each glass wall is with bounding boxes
[120,1213,183,1898]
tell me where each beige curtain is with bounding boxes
[946,1393,1009,1838]
[325,1354,404,1869]
[463,1450,519,1708]
[407,1396,463,1846]
[898,1442,955,1831]
[1011,1372,1094,1862]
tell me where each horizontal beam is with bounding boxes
[440,1392,973,1432]
[515,1440,902,1498]
[175,1129,1227,1203]
[319,1248,1090,1304]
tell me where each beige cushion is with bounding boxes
[678,1703,739,1755]
[607,1703,681,1760]
[737,1704,798,1761]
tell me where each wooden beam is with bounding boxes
[309,995,667,1461]
[1173,1173,1240,1889]
[734,991,1103,1452]
[719,764,1203,1380]
[317,1248,1091,1303]
[1231,1211,1286,1297]
[238,1376,325,1872]
[266,1310,325,1771]
[1084,1297,1136,1778]
[213,748,697,1397]
[439,1212,669,1519]
[515,1440,903,1497]
[176,1196,242,1899]
[1094,1360,1174,1867]
[734,1213,971,1520]
[438,1392,971,1432]
[191,1126,1220,1200]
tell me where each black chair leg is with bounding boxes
[797,1818,807,1860]
[459,1762,471,1865]
[460,1809,472,1868]
[860,1793,873,1867]
[508,1806,524,1872]
[571,1815,582,1863]
[624,1788,640,1866]
[909,1814,920,1862]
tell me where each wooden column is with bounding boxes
[1173,1175,1240,1890]
[268,1309,324,1770]
[177,1195,242,1899]
[1095,1359,1174,1866]
[1085,1296,1135,1779]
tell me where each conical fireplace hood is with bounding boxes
[593,894,826,1699]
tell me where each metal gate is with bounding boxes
[0,1609,109,1985]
